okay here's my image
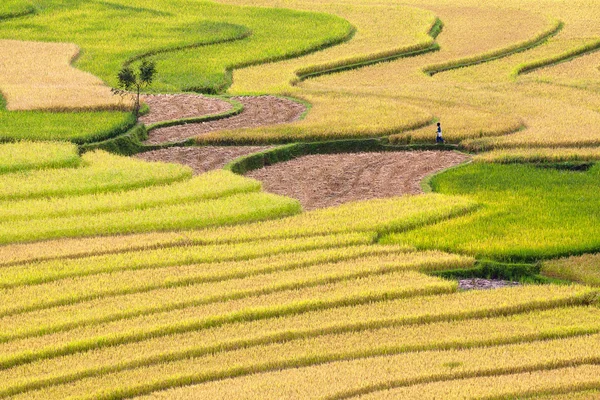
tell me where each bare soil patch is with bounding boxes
[459,278,521,290]
[135,146,272,175]
[245,151,471,210]
[139,94,232,125]
[144,96,306,145]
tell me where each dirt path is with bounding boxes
[135,146,272,175]
[245,151,471,210]
[144,96,306,145]
[139,94,232,125]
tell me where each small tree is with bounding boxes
[113,60,156,118]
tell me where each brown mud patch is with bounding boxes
[139,94,232,126]
[144,96,305,145]
[135,146,272,175]
[459,278,521,290]
[245,151,471,210]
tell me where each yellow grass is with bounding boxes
[357,365,600,399]
[474,147,600,163]
[0,40,131,111]
[542,253,600,287]
[0,284,589,373]
[0,232,374,288]
[0,141,80,173]
[4,306,600,398]
[196,92,433,144]
[0,194,474,266]
[223,1,436,95]
[0,245,430,316]
[0,270,456,340]
[128,333,600,400]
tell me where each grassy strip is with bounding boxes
[0,150,191,201]
[423,20,563,76]
[123,24,252,68]
[0,233,372,289]
[0,1,34,21]
[0,192,472,267]
[6,308,600,398]
[224,139,459,175]
[346,364,600,400]
[0,244,414,318]
[48,314,600,399]
[514,39,600,77]
[0,142,80,173]
[0,286,591,375]
[432,259,540,282]
[294,18,443,82]
[542,253,600,287]
[0,271,454,345]
[0,93,136,144]
[0,170,260,222]
[474,148,600,164]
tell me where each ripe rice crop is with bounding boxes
[0,233,371,288]
[226,1,437,95]
[389,106,523,144]
[474,147,600,163]
[0,191,302,244]
[535,389,600,400]
[0,39,131,111]
[95,332,600,400]
[0,170,260,222]
[0,244,420,316]
[542,253,600,287]
[356,364,600,400]
[0,193,467,265]
[0,141,80,173]
[0,270,456,340]
[3,306,598,398]
[193,194,479,243]
[0,150,191,201]
[195,93,433,144]
[5,308,600,399]
[0,284,589,373]
[0,1,351,94]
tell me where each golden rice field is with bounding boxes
[0,0,599,398]
[0,40,132,111]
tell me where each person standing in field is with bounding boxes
[436,122,445,144]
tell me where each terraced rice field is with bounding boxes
[0,0,599,398]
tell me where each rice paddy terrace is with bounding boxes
[0,0,600,398]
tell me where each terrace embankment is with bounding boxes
[246,151,471,210]
[143,95,306,145]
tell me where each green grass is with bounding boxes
[0,0,34,20]
[382,163,600,261]
[0,192,302,246]
[0,94,135,143]
[0,170,261,221]
[0,141,80,173]
[0,0,353,94]
[0,150,192,200]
